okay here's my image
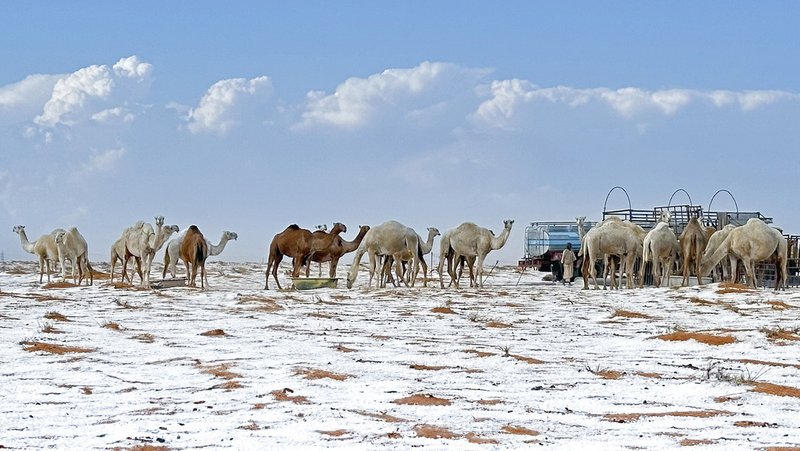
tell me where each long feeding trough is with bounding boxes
[291,277,338,290]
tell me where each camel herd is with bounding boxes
[577,213,789,291]
[9,212,790,291]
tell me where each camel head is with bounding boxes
[315,224,328,232]
[154,216,165,227]
[331,222,347,234]
[224,231,238,240]
[54,231,66,245]
[658,210,671,224]
[427,227,441,238]
[165,224,180,234]
[576,216,586,225]
[503,219,515,230]
[12,225,25,234]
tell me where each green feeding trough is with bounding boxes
[291,277,338,290]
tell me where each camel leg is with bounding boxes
[475,253,486,288]
[272,254,284,290]
[367,252,377,289]
[395,256,407,287]
[418,258,428,287]
[437,255,447,289]
[451,253,462,288]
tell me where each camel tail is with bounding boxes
[642,239,651,263]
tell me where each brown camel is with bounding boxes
[180,225,209,289]
[265,224,315,289]
[679,217,707,286]
[305,224,370,278]
[302,222,348,277]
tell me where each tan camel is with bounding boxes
[700,218,787,290]
[54,227,93,285]
[346,220,420,289]
[121,217,179,288]
[381,227,440,287]
[303,222,347,277]
[265,224,314,289]
[180,225,209,288]
[441,220,514,288]
[303,225,370,279]
[642,221,678,288]
[13,225,65,283]
[678,217,707,286]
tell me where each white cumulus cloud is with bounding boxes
[0,74,62,124]
[298,61,489,129]
[186,76,272,135]
[91,107,135,123]
[34,56,152,127]
[83,147,126,173]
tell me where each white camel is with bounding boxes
[13,225,65,283]
[346,220,420,289]
[642,216,678,288]
[702,224,738,283]
[121,216,179,288]
[381,227,440,287]
[163,230,238,279]
[580,218,640,290]
[440,220,514,289]
[110,221,145,284]
[700,218,788,290]
[54,227,93,285]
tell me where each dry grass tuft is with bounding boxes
[132,333,155,343]
[41,323,63,334]
[82,387,92,395]
[414,424,459,439]
[21,341,93,354]
[761,327,800,342]
[714,396,739,403]
[768,300,798,310]
[211,381,242,390]
[656,331,736,346]
[200,329,227,337]
[502,425,539,436]
[102,321,122,330]
[335,344,356,353]
[271,388,309,404]
[198,362,242,380]
[392,394,451,406]
[612,309,653,319]
[734,420,778,428]
[716,282,754,294]
[238,421,260,430]
[431,306,456,314]
[294,367,350,381]
[352,410,407,423]
[44,311,70,322]
[750,382,800,398]
[476,399,504,405]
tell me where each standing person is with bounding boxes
[561,242,576,285]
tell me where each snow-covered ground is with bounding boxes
[1,260,799,450]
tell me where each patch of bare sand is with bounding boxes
[768,300,798,310]
[199,329,227,337]
[734,421,778,428]
[612,309,654,319]
[750,382,800,398]
[294,368,350,381]
[476,399,504,405]
[392,394,451,406]
[656,331,736,346]
[510,354,545,365]
[761,328,800,342]
[680,439,715,446]
[318,429,348,437]
[465,432,499,444]
[604,410,732,423]
[502,425,539,436]
[431,306,456,314]
[636,372,663,379]
[235,294,283,312]
[197,362,241,379]
[335,344,356,353]
[21,341,93,354]
[486,321,512,328]
[414,424,459,439]
[42,281,77,289]
[410,364,449,371]
[44,311,70,321]
[736,358,800,370]
[465,349,495,358]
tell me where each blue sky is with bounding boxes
[1,1,798,264]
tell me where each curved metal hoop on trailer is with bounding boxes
[667,188,693,208]
[708,189,739,223]
[603,186,632,214]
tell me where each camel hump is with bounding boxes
[188,225,200,232]
[287,224,301,230]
